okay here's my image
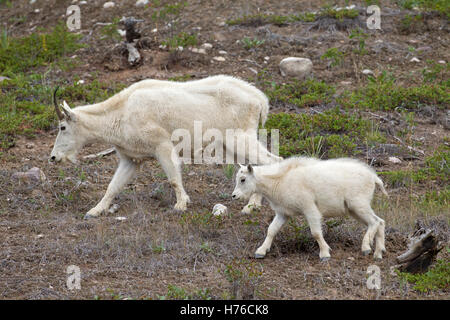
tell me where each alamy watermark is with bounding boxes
[66,265,81,290]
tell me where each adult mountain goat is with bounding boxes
[50,75,281,219]
[232,157,388,260]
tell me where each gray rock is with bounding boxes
[279,57,313,78]
[12,167,46,184]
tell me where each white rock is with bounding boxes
[410,57,420,63]
[36,234,44,239]
[109,204,120,214]
[135,0,149,7]
[264,56,270,61]
[79,1,87,4]
[76,80,85,85]
[34,9,40,13]
[388,157,402,164]
[212,204,227,216]
[438,60,446,64]
[191,48,206,54]
[115,216,127,221]
[279,57,313,78]
[201,43,213,51]
[362,69,374,75]
[218,50,227,55]
[30,0,37,4]
[213,56,226,62]
[117,29,126,37]
[152,28,158,33]
[103,2,115,9]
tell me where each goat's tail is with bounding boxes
[375,176,389,197]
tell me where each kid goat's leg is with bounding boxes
[255,212,287,258]
[303,205,331,261]
[155,141,190,211]
[85,154,138,219]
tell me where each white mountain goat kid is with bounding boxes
[49,75,281,219]
[232,157,388,260]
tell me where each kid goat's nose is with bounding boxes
[50,156,56,162]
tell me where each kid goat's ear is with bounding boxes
[247,164,253,174]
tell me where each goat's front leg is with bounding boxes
[255,213,287,258]
[84,156,138,219]
[155,141,190,211]
[242,193,263,214]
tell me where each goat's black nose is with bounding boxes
[50,156,56,162]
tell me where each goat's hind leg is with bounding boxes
[155,141,190,211]
[85,153,138,219]
[348,201,384,259]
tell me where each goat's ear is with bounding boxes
[238,164,245,169]
[61,101,76,121]
[247,164,253,174]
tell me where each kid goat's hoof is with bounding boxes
[254,253,266,259]
[320,257,330,262]
[362,250,372,256]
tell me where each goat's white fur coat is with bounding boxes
[232,157,388,260]
[50,75,281,218]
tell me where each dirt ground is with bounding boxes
[0,0,448,299]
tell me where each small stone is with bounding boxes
[191,48,206,54]
[388,156,402,164]
[279,57,313,78]
[362,69,374,75]
[76,80,85,85]
[347,257,355,261]
[340,81,352,85]
[36,234,44,239]
[115,216,127,221]
[103,2,115,9]
[34,9,40,13]
[135,0,149,7]
[25,143,35,149]
[12,167,46,184]
[264,56,270,61]
[213,56,226,62]
[438,60,446,64]
[212,204,227,216]
[79,1,87,4]
[410,57,420,63]
[0,76,11,82]
[201,43,213,51]
[152,28,158,33]
[218,50,227,55]
[109,204,120,214]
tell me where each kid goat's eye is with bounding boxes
[60,126,66,131]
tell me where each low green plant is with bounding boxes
[398,259,450,293]
[163,32,198,50]
[223,164,235,179]
[241,37,265,50]
[265,79,336,108]
[349,28,369,55]
[0,22,83,74]
[321,47,344,68]
[100,17,122,42]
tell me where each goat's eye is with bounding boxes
[240,178,246,183]
[60,126,66,131]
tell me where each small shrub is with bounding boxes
[241,37,265,50]
[398,259,450,293]
[321,47,344,68]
